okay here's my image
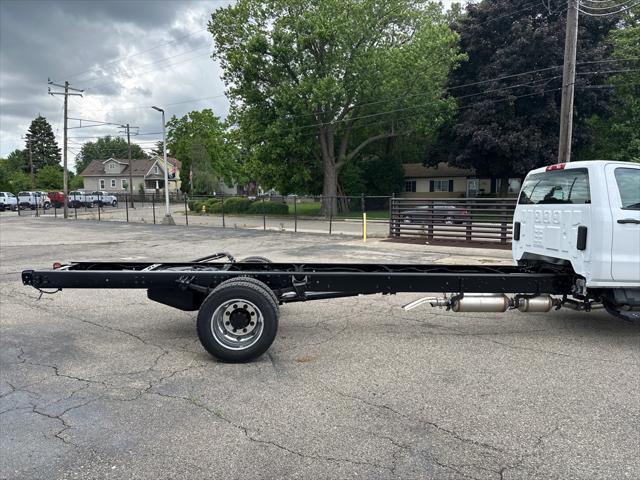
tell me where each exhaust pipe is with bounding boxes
[403,294,559,313]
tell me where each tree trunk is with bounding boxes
[499,176,509,197]
[321,160,338,216]
[319,125,339,216]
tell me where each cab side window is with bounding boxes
[614,168,640,210]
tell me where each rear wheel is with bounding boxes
[197,278,279,362]
[111,200,118,207]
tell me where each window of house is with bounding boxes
[404,180,416,192]
[154,165,159,174]
[99,179,105,189]
[111,179,116,188]
[121,179,127,189]
[430,179,453,192]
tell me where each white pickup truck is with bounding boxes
[91,191,118,207]
[68,190,96,208]
[17,191,51,210]
[0,192,18,211]
[512,160,640,320]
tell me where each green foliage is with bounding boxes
[75,136,147,174]
[247,200,288,215]
[579,21,640,162]
[166,109,238,194]
[435,0,620,179]
[209,0,463,211]
[0,159,31,192]
[69,174,84,190]
[340,155,405,196]
[35,165,63,190]
[6,149,28,173]
[24,115,61,171]
[187,196,288,215]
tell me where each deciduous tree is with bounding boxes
[209,0,463,213]
[75,136,147,174]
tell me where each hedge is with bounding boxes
[188,197,288,215]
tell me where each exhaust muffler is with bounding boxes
[403,294,559,313]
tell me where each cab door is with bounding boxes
[605,164,640,282]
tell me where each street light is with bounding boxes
[151,106,174,225]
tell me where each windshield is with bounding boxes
[518,168,590,205]
[614,167,640,210]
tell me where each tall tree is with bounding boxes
[433,0,620,192]
[166,109,236,193]
[580,14,639,162]
[6,149,28,173]
[209,0,463,214]
[75,136,147,174]
[24,115,61,171]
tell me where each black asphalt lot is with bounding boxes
[1,216,638,479]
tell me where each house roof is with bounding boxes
[79,156,181,177]
[403,162,475,178]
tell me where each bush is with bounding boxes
[247,200,289,215]
[222,197,253,213]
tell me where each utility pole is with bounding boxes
[49,80,83,218]
[151,106,174,224]
[21,136,34,189]
[558,0,579,163]
[119,123,137,207]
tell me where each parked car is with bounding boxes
[92,191,118,207]
[47,191,65,208]
[0,192,18,211]
[402,203,470,225]
[17,191,51,210]
[68,190,96,208]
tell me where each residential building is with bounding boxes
[402,163,522,198]
[78,156,181,194]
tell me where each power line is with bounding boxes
[266,68,640,135]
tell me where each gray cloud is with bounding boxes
[0,0,232,167]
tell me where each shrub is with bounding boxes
[247,200,289,215]
[222,197,253,213]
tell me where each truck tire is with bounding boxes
[197,278,279,362]
[240,256,272,263]
[111,200,118,207]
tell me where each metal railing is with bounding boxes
[4,192,519,245]
[389,198,517,244]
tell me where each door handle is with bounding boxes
[617,218,640,224]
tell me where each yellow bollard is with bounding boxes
[201,204,206,214]
[363,212,367,242]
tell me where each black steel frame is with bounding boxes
[22,258,576,308]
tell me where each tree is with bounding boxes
[24,115,61,171]
[579,16,639,162]
[75,136,147,174]
[433,0,620,193]
[35,165,64,190]
[166,109,236,193]
[6,149,28,173]
[69,174,84,190]
[0,160,31,192]
[209,0,463,214]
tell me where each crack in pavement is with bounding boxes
[331,389,505,456]
[147,390,392,473]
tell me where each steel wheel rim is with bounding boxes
[210,298,264,351]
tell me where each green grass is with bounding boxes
[289,202,389,219]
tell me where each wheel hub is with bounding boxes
[222,302,258,335]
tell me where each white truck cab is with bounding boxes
[513,160,640,319]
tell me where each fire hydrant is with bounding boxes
[201,204,206,214]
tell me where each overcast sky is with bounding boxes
[0,0,454,170]
[0,0,234,169]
